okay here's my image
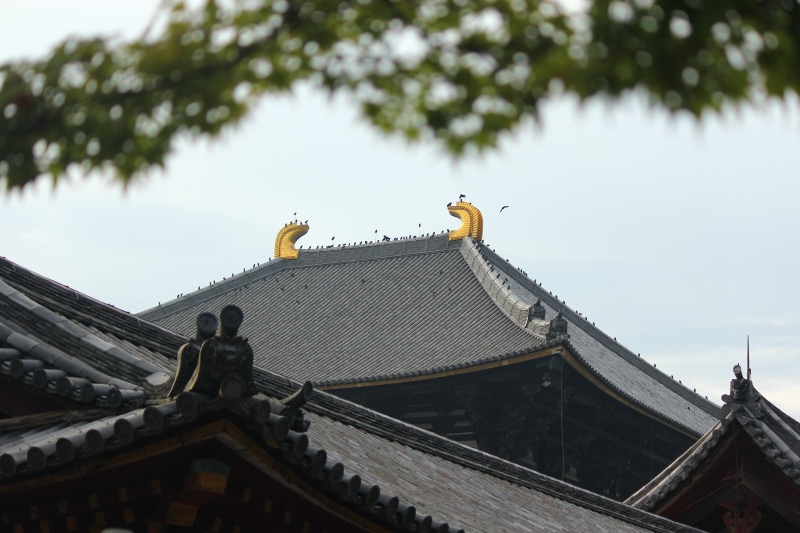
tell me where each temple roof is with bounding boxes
[139,226,720,436]
[626,372,800,514]
[0,255,701,532]
[141,236,550,386]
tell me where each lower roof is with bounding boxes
[0,364,702,533]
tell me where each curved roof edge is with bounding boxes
[474,242,721,419]
[138,256,289,321]
[459,237,549,338]
[318,336,708,437]
[318,341,564,388]
[560,340,708,437]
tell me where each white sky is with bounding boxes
[2,1,800,419]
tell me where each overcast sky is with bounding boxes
[2,1,799,419]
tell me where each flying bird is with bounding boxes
[500,205,509,212]
[459,193,466,200]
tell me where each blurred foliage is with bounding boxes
[1,0,798,190]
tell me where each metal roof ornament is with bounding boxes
[447,201,483,241]
[274,220,310,259]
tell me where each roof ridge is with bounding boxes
[0,277,165,379]
[0,287,145,386]
[750,396,800,475]
[764,397,800,435]
[138,256,289,320]
[139,234,460,321]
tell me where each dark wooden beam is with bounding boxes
[0,407,114,431]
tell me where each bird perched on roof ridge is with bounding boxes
[459,193,466,199]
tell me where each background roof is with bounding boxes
[2,1,799,420]
[0,260,700,532]
[140,235,719,435]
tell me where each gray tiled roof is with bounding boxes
[142,237,546,385]
[255,369,701,532]
[0,256,702,531]
[141,234,719,435]
[627,388,800,512]
[309,413,688,532]
[0,258,175,408]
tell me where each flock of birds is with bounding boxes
[170,195,507,300]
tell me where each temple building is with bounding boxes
[1,200,799,531]
[140,202,720,500]
[0,256,697,532]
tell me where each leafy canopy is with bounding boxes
[1,0,798,190]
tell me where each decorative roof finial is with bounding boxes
[274,220,310,259]
[167,305,255,400]
[527,297,546,322]
[447,201,483,241]
[546,308,568,340]
[722,363,755,404]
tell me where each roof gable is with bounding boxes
[626,369,800,529]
